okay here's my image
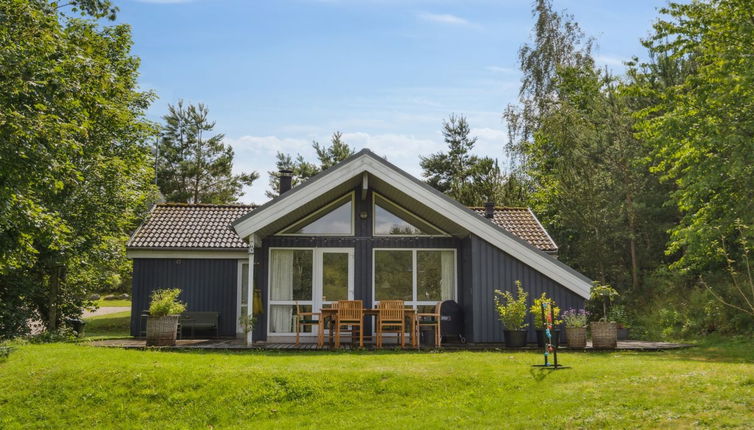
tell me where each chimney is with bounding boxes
[279,169,293,194]
[484,201,495,219]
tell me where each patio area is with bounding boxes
[88,338,691,351]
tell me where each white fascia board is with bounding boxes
[127,250,250,259]
[233,156,367,238]
[233,153,591,298]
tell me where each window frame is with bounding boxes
[276,192,355,237]
[371,192,450,237]
[371,247,457,310]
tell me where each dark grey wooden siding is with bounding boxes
[130,259,239,337]
[465,234,585,343]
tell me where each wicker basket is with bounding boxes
[146,315,180,346]
[565,327,587,348]
[590,321,617,349]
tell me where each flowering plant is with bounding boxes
[562,309,589,328]
[530,293,562,328]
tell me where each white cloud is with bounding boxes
[595,55,627,68]
[226,132,444,204]
[418,12,472,26]
[485,65,517,74]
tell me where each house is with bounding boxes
[126,149,591,343]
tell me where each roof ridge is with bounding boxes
[157,202,256,208]
[467,206,531,210]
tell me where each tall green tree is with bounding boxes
[0,0,156,337]
[420,115,525,206]
[266,131,354,198]
[156,101,259,204]
[634,0,754,273]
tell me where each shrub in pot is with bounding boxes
[530,293,562,347]
[494,281,529,347]
[146,289,186,347]
[562,308,589,348]
[589,283,619,349]
[607,304,631,340]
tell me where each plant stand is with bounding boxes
[532,302,569,370]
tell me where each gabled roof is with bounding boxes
[127,203,254,250]
[470,207,558,253]
[233,149,592,298]
[126,202,558,252]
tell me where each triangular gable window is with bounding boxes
[373,194,445,236]
[280,194,354,235]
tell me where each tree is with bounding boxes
[156,101,259,204]
[266,131,354,198]
[420,115,522,206]
[0,0,156,337]
[634,0,754,273]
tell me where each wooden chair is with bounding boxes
[334,300,364,348]
[417,302,442,348]
[318,301,339,347]
[294,303,320,346]
[376,300,406,348]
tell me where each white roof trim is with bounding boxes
[233,150,591,298]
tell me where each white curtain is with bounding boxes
[270,250,294,333]
[440,251,455,300]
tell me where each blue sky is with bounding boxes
[116,0,666,204]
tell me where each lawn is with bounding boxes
[93,298,132,308]
[0,339,752,429]
[82,311,131,339]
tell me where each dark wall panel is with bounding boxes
[130,259,238,337]
[468,234,585,343]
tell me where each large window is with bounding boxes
[373,249,456,309]
[373,194,446,236]
[279,194,354,236]
[269,249,313,333]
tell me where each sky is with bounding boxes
[115,0,667,204]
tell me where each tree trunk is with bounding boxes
[626,191,640,291]
[47,267,59,331]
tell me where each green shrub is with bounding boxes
[0,345,12,360]
[493,281,529,330]
[148,289,186,317]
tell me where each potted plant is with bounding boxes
[589,283,620,349]
[530,292,562,347]
[607,304,631,340]
[494,281,529,347]
[146,288,186,347]
[562,308,589,348]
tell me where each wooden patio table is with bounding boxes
[318,307,417,348]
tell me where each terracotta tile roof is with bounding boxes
[470,207,558,252]
[127,203,255,250]
[128,203,557,252]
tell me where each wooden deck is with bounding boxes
[88,338,692,351]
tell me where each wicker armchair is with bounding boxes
[417,302,442,347]
[376,300,406,348]
[294,302,320,346]
[334,300,364,348]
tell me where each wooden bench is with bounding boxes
[179,312,219,338]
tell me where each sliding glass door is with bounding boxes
[268,248,354,336]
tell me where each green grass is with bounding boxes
[0,338,752,429]
[82,311,131,339]
[94,298,132,308]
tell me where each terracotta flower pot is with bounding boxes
[146,315,180,346]
[590,321,617,349]
[565,327,587,348]
[503,330,528,347]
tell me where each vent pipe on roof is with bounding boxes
[484,201,495,219]
[279,169,293,194]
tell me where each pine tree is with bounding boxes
[156,101,258,203]
[266,131,354,198]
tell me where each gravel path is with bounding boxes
[83,307,130,318]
